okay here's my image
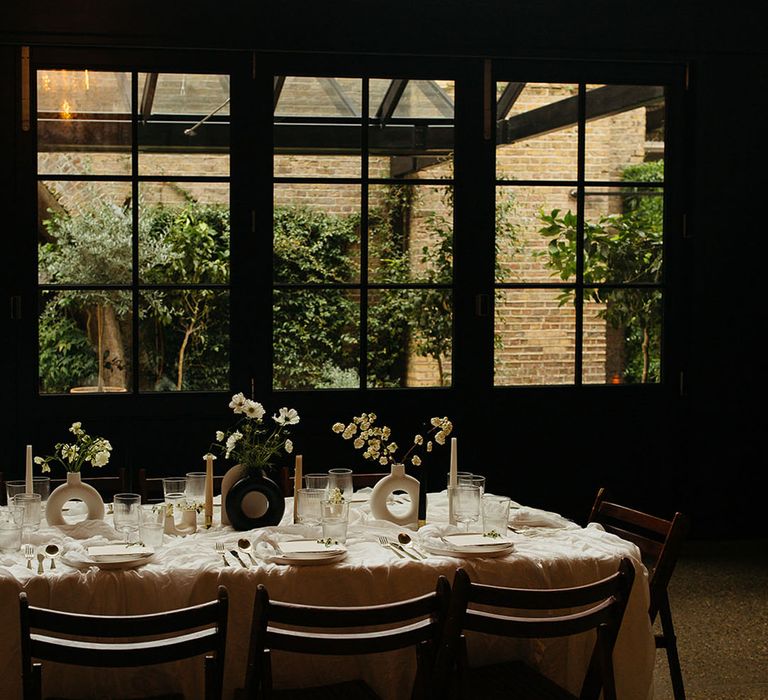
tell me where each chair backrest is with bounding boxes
[19,586,229,700]
[588,487,689,620]
[137,468,224,504]
[245,577,451,698]
[445,559,635,700]
[50,467,129,501]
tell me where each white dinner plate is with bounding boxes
[62,553,155,570]
[425,534,515,558]
[269,551,347,566]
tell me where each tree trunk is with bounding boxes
[100,304,127,389]
[641,326,650,383]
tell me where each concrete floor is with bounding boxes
[651,538,768,700]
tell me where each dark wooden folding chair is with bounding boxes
[50,467,129,501]
[19,586,229,700]
[441,558,635,700]
[242,577,451,699]
[588,487,689,700]
[137,467,223,504]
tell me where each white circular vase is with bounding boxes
[368,463,420,527]
[45,471,105,526]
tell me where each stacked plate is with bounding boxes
[83,544,155,569]
[425,533,514,558]
[267,539,347,566]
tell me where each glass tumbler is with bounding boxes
[321,500,349,543]
[296,488,325,526]
[6,477,50,504]
[482,495,511,534]
[113,493,142,543]
[12,493,41,543]
[0,505,24,553]
[162,478,188,508]
[327,469,353,499]
[185,472,206,508]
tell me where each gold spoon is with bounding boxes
[44,543,61,570]
[397,532,427,559]
[237,538,258,566]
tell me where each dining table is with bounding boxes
[0,490,656,700]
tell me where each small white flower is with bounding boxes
[92,451,110,467]
[229,392,247,413]
[273,407,300,426]
[284,439,293,454]
[435,431,446,445]
[353,437,365,449]
[332,422,345,433]
[33,456,44,465]
[69,422,82,435]
[244,400,266,420]
[414,434,423,445]
[225,431,243,458]
[379,456,389,465]
[426,441,433,452]
[215,431,225,442]
[411,455,422,466]
[387,442,398,453]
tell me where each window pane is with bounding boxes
[496,185,576,284]
[494,288,575,386]
[273,289,360,390]
[496,82,578,181]
[38,180,133,285]
[273,184,361,284]
[368,289,452,388]
[584,289,662,385]
[584,84,665,182]
[582,184,663,285]
[37,70,132,176]
[139,290,229,392]
[369,184,453,284]
[39,290,132,394]
[276,77,361,117]
[368,79,454,180]
[138,182,230,285]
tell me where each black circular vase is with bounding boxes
[224,471,285,530]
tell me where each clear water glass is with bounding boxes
[184,472,206,507]
[12,493,41,542]
[321,500,349,543]
[6,477,50,504]
[296,488,325,526]
[458,474,486,496]
[482,495,510,534]
[139,504,165,547]
[446,471,472,488]
[0,505,24,553]
[327,469,353,499]
[449,485,481,532]
[162,478,187,508]
[113,493,141,543]
[303,473,329,491]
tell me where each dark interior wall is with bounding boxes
[1,2,765,538]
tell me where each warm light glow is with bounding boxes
[59,100,73,119]
[40,74,51,92]
[84,70,90,91]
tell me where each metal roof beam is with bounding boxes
[375,79,408,125]
[496,82,525,120]
[139,73,158,124]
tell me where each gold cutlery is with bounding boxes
[377,536,404,558]
[387,540,419,560]
[214,541,229,566]
[37,552,45,574]
[44,544,61,570]
[229,549,249,568]
[23,544,35,570]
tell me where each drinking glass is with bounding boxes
[320,500,349,543]
[0,505,24,553]
[12,493,41,543]
[303,473,329,491]
[113,493,142,543]
[184,472,206,507]
[295,488,325,526]
[482,495,510,534]
[446,471,472,488]
[6,477,50,504]
[458,474,486,496]
[162,478,187,509]
[327,469,353,499]
[139,504,165,547]
[449,485,481,532]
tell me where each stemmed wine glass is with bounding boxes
[113,494,141,543]
[451,485,481,532]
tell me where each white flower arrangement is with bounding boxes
[210,392,299,473]
[34,422,112,474]
[332,412,452,467]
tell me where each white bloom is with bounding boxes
[244,400,266,420]
[273,407,300,426]
[426,441,433,452]
[353,437,365,449]
[411,455,422,466]
[284,439,293,454]
[69,421,82,435]
[435,431,446,445]
[225,431,242,458]
[379,456,389,465]
[414,434,423,445]
[387,442,398,453]
[92,451,110,467]
[215,431,225,442]
[332,422,345,433]
[229,392,247,413]
[33,456,44,465]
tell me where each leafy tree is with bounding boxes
[537,160,664,382]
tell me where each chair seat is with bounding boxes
[464,661,576,700]
[235,679,380,700]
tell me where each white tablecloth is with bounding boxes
[0,493,655,700]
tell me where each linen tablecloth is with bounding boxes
[0,493,655,700]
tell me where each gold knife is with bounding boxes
[229,550,249,568]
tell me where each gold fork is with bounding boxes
[23,544,35,570]
[214,541,229,567]
[377,536,404,558]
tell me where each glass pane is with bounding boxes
[585,84,665,182]
[275,77,361,117]
[138,182,230,286]
[368,79,454,180]
[496,82,578,181]
[39,290,132,395]
[494,288,575,386]
[368,289,452,388]
[582,185,663,285]
[37,70,132,176]
[496,185,576,284]
[273,289,360,390]
[139,290,229,392]
[369,184,453,284]
[274,153,361,179]
[139,73,230,177]
[38,181,133,285]
[583,289,661,385]
[273,184,360,284]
